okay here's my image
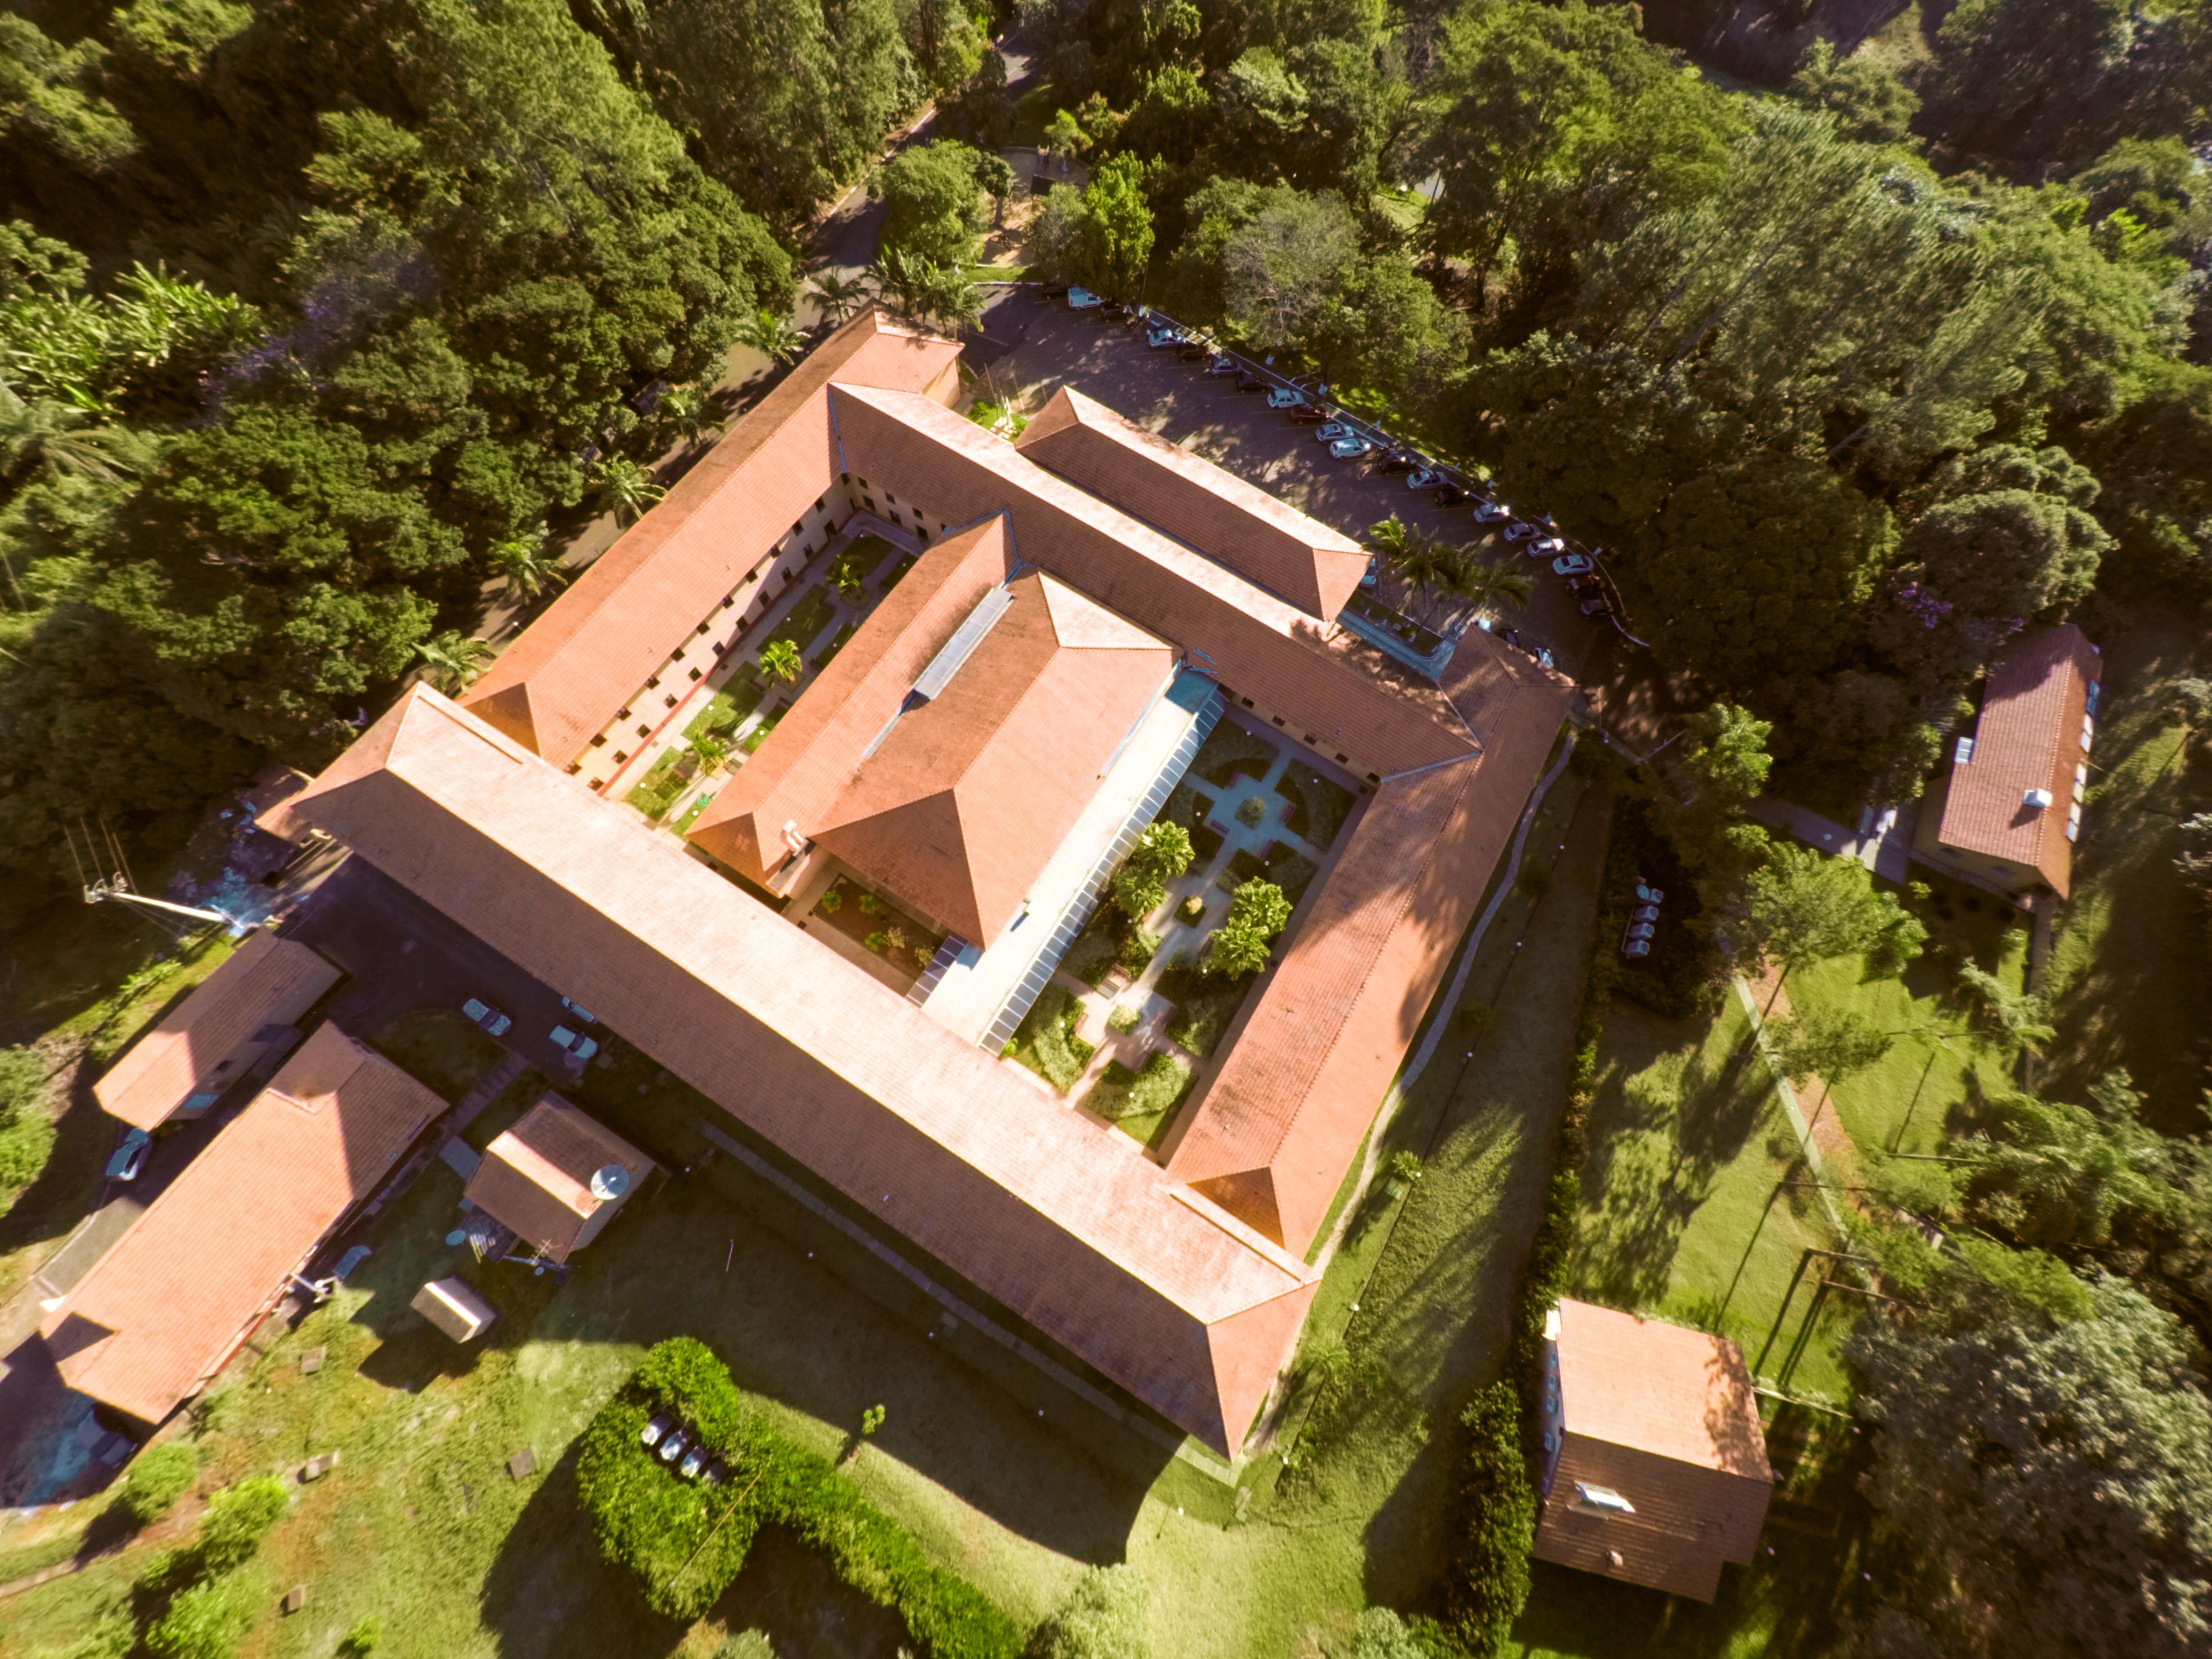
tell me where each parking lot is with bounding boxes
[971,289,1687,751]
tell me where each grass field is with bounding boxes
[1571,999,1851,1400]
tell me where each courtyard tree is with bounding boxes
[877,141,988,267]
[757,638,804,684]
[1112,821,1195,920]
[1207,877,1292,977]
[1765,1005,1895,1092]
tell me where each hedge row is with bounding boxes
[577,1339,1020,1659]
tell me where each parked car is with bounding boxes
[1553,553,1595,576]
[1329,436,1375,460]
[1204,353,1240,377]
[1146,325,1183,350]
[1286,403,1329,422]
[560,996,596,1024]
[551,1024,600,1063]
[1503,521,1538,543]
[1374,449,1416,474]
[1563,575,1598,595]
[1066,286,1103,309]
[1432,482,1473,506]
[658,1427,690,1464]
[105,1128,152,1183]
[1631,905,1660,923]
[702,1460,729,1487]
[1265,385,1304,409]
[1498,626,1523,647]
[1314,420,1354,444]
[1039,280,1070,298]
[1406,467,1444,491]
[1361,555,1380,589]
[462,997,512,1037]
[1097,301,1130,319]
[1625,920,1657,942]
[1579,594,1613,616]
[1623,937,1652,959]
[640,1414,674,1449]
[1175,339,1210,361]
[1473,500,1513,523]
[1635,879,1665,905]
[1233,372,1268,393]
[1532,537,1566,556]
[678,1443,711,1481]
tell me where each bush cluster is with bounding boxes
[577,1340,1020,1658]
[1445,1383,1535,1654]
[118,1442,198,1527]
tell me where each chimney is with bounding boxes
[2024,788,2053,810]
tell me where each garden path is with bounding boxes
[1734,967,1864,1223]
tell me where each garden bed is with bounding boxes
[1274,762,1356,850]
[1191,719,1278,790]
[1006,984,1094,1092]
[1081,1050,1193,1148]
[837,534,900,588]
[1156,962,1253,1058]
[810,878,941,986]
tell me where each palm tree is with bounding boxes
[805,270,872,325]
[0,382,141,485]
[1448,549,1533,632]
[592,456,664,524]
[416,631,492,694]
[657,384,721,449]
[758,638,804,684]
[1364,515,1459,625]
[487,530,566,606]
[736,306,804,365]
[871,246,931,320]
[918,264,984,334]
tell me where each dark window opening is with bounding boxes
[688,667,703,681]
[646,675,660,689]
[1240,697,1254,708]
[1335,753,1349,764]
[1366,772,1380,784]
[664,694,678,708]
[710,642,725,656]
[1271,716,1285,727]
[590,734,607,748]
[696,621,710,635]
[721,595,735,608]
[614,750,630,763]
[566,762,583,775]
[636,724,651,738]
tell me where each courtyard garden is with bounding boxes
[810,877,944,989]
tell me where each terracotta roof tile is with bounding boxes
[463,1095,654,1262]
[1531,1300,1773,1602]
[460,313,963,766]
[828,384,1473,777]
[287,688,1314,1455]
[1164,635,1571,1250]
[93,931,341,1131]
[1934,624,2100,897]
[1016,387,1369,620]
[44,1024,443,1424]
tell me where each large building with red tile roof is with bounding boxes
[93,930,341,1131]
[1532,1300,1773,1601]
[270,310,1572,1457]
[1913,623,2101,901]
[45,1024,443,1428]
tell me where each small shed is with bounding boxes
[1531,1299,1774,1602]
[461,1096,654,1263]
[412,1277,498,1343]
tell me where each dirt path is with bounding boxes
[1738,966,1864,1198]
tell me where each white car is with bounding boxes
[1066,286,1102,309]
[1406,467,1443,491]
[560,996,596,1024]
[678,1443,711,1481]
[641,1413,674,1448]
[1313,421,1354,444]
[462,997,512,1037]
[1329,436,1374,460]
[105,1128,152,1182]
[551,1025,600,1063]
[1552,553,1595,577]
[1264,386,1304,409]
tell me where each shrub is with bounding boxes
[1445,1383,1534,1656]
[1235,794,1267,827]
[1011,985,1094,1092]
[1205,919,1271,978]
[1031,1562,1149,1659]
[1179,894,1204,923]
[190,1477,286,1577]
[1117,929,1161,975]
[62,1613,136,1659]
[1113,823,1194,921]
[818,886,844,913]
[1340,1607,1425,1659]
[1106,1003,1141,1034]
[858,891,880,913]
[717,1635,775,1659]
[866,931,890,952]
[341,1615,384,1654]
[146,1571,258,1659]
[120,1442,199,1526]
[1227,877,1291,938]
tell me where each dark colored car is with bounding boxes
[1177,340,1210,361]
[1431,483,1472,506]
[1579,595,1613,616]
[1374,449,1416,474]
[1234,372,1268,393]
[1040,280,1070,298]
[1286,404,1329,423]
[1204,354,1240,377]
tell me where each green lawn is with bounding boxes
[741,705,786,754]
[685,673,764,742]
[838,534,900,588]
[1275,762,1356,850]
[625,748,692,821]
[1080,1050,1192,1147]
[759,586,836,662]
[1190,721,1278,790]
[1155,962,1250,1057]
[2040,609,2212,1128]
[1572,1000,1852,1401]
[1006,983,1092,1092]
[369,1008,505,1103]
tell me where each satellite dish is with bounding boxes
[589,1164,630,1202]
[444,1228,468,1247]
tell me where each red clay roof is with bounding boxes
[1164,632,1571,1251]
[688,520,1017,887]
[285,688,1315,1455]
[828,384,1474,778]
[93,930,341,1131]
[464,1095,654,1262]
[1016,387,1369,620]
[812,570,1171,944]
[1934,624,2100,898]
[44,1024,442,1425]
[459,312,962,766]
[1532,1299,1772,1601]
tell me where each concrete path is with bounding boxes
[1749,796,1918,884]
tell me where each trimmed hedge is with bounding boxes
[577,1339,1020,1659]
[1445,1383,1535,1653]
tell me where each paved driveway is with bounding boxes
[975,290,1691,750]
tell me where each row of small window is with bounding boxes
[1233,694,1379,785]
